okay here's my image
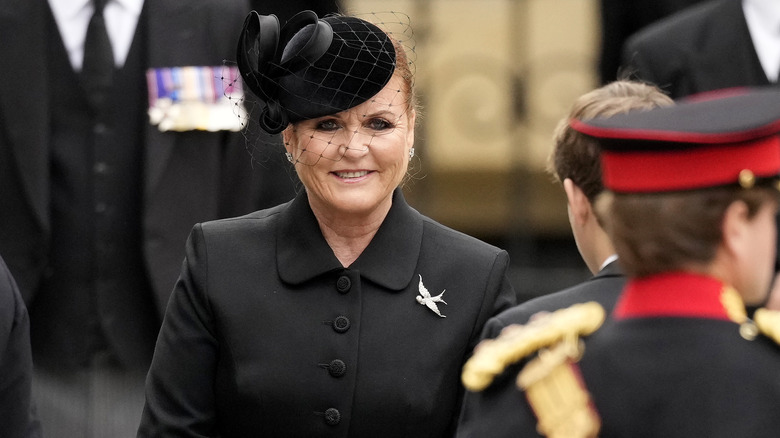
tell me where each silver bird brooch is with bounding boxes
[416,274,447,318]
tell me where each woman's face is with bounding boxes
[284,75,415,219]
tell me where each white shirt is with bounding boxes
[743,0,780,82]
[48,0,144,71]
[599,254,618,272]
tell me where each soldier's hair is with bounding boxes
[598,186,777,278]
[548,81,673,206]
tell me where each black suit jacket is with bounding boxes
[139,189,517,437]
[599,0,706,83]
[0,0,294,316]
[455,261,625,438]
[0,254,40,438]
[621,0,773,99]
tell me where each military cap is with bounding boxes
[236,10,396,134]
[570,87,780,193]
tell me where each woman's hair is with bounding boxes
[389,35,418,119]
[598,186,778,277]
[548,81,673,204]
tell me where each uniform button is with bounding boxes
[328,359,346,377]
[332,316,350,333]
[336,275,351,294]
[324,408,341,426]
[93,123,108,135]
[95,203,107,214]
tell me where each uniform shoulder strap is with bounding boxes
[462,301,605,438]
[754,308,780,345]
[462,301,605,392]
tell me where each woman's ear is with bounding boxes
[406,109,416,150]
[282,127,295,156]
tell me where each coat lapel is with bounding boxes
[0,0,51,231]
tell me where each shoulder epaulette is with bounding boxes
[461,301,605,392]
[754,308,780,345]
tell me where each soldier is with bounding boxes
[457,80,672,436]
[458,87,780,438]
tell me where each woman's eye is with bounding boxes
[316,120,340,131]
[367,118,393,131]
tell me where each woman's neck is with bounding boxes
[311,200,393,267]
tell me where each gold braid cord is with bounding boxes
[461,302,605,438]
[754,308,780,345]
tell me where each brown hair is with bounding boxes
[548,81,673,204]
[389,35,418,120]
[599,187,778,277]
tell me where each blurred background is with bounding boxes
[342,0,600,302]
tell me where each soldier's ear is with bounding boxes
[720,199,751,257]
[563,179,591,226]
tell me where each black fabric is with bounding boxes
[599,0,706,84]
[0,255,40,437]
[620,0,774,99]
[580,318,780,437]
[33,7,158,371]
[81,0,113,111]
[138,189,517,437]
[574,87,780,151]
[237,11,396,133]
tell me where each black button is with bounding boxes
[328,359,346,377]
[93,123,108,135]
[94,203,107,214]
[336,275,351,293]
[93,162,109,174]
[332,316,350,333]
[324,408,341,426]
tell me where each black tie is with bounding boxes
[81,0,113,111]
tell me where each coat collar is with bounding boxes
[596,259,622,279]
[613,271,746,322]
[277,188,422,291]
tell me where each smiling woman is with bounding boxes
[137,9,516,438]
[286,74,417,265]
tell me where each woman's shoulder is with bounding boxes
[418,214,505,256]
[199,202,290,234]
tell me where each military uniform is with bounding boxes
[457,88,780,438]
[456,261,624,437]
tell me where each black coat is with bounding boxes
[621,0,773,99]
[138,189,517,437]
[455,261,624,438]
[0,255,40,438]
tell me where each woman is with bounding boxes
[137,10,516,437]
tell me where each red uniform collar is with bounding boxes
[614,272,745,321]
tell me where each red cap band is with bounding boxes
[601,136,780,192]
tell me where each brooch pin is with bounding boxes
[416,274,447,318]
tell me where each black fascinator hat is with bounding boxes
[237,10,397,134]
